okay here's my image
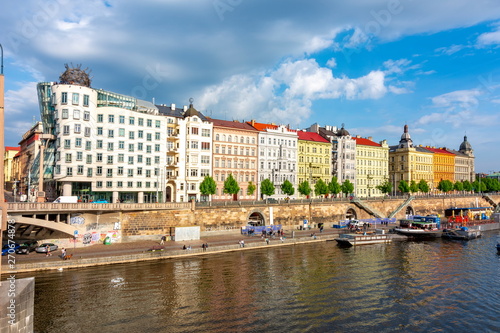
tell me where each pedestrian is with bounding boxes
[265,238,269,245]
[182,245,187,250]
[160,235,166,245]
[205,243,208,250]
[202,243,206,251]
[280,236,284,243]
[241,240,245,248]
[60,248,66,259]
[46,245,52,257]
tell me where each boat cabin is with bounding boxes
[399,219,439,230]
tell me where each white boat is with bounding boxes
[395,219,442,238]
[334,233,392,247]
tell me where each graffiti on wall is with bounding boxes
[70,216,85,225]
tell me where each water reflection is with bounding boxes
[17,232,500,333]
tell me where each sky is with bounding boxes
[1,0,500,173]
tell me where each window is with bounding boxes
[119,141,125,149]
[97,114,103,122]
[146,170,151,178]
[137,181,142,188]
[83,94,89,107]
[97,127,103,136]
[73,110,80,119]
[128,156,134,164]
[72,93,79,105]
[84,111,90,121]
[63,125,70,135]
[96,181,103,188]
[138,130,144,139]
[128,144,134,152]
[119,115,125,124]
[191,141,199,149]
[146,133,152,141]
[62,109,69,119]
[129,131,135,140]
[87,168,93,177]
[129,117,135,125]
[146,157,151,166]
[118,154,124,163]
[155,144,160,152]
[118,167,124,175]
[108,114,114,123]
[97,166,103,176]
[65,153,72,163]
[128,169,134,177]
[61,92,68,104]
[201,156,210,164]
[147,119,152,127]
[64,139,71,149]
[155,132,161,140]
[74,124,81,133]
[119,128,125,137]
[86,155,92,164]
[85,140,91,150]
[106,181,113,188]
[77,165,84,175]
[138,142,143,151]
[191,127,199,135]
[155,120,161,128]
[107,169,113,177]
[97,153,103,162]
[117,181,123,188]
[76,152,83,161]
[137,155,143,163]
[154,156,160,164]
[202,129,210,137]
[66,167,73,176]
[202,142,210,150]
[84,127,91,137]
[97,140,103,149]
[108,129,114,138]
[137,167,143,176]
[146,145,152,153]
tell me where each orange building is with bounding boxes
[422,147,455,189]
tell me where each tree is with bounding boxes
[418,179,430,193]
[462,180,472,192]
[472,179,486,193]
[398,180,410,194]
[410,180,419,194]
[199,176,216,199]
[298,181,312,197]
[260,178,275,197]
[314,179,328,197]
[376,180,392,195]
[328,177,342,197]
[281,179,295,197]
[247,181,256,196]
[223,174,240,200]
[454,181,464,192]
[341,179,354,197]
[437,179,454,193]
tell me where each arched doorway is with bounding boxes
[346,208,357,220]
[406,206,414,216]
[247,211,266,226]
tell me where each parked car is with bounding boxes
[16,241,39,255]
[347,220,368,228]
[35,243,58,253]
[2,243,21,256]
[94,199,108,203]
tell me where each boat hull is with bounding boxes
[335,234,392,247]
[442,229,481,241]
[394,228,443,238]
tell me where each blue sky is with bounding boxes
[1,0,500,173]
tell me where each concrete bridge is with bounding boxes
[6,194,499,244]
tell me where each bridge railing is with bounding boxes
[7,202,191,212]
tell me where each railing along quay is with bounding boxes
[7,202,191,213]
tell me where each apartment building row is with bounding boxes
[4,67,475,203]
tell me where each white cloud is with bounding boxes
[477,23,500,46]
[435,44,467,55]
[4,81,39,115]
[326,58,337,68]
[431,89,482,109]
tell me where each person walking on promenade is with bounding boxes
[205,243,208,250]
[265,238,269,245]
[160,235,166,245]
[60,248,66,259]
[46,245,52,257]
[240,240,245,248]
[202,243,206,251]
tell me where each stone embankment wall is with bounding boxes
[120,195,499,241]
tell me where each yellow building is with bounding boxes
[354,136,389,197]
[389,125,434,193]
[297,130,331,196]
[422,146,455,189]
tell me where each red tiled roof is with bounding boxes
[246,121,278,131]
[422,147,455,155]
[353,137,381,147]
[211,118,258,131]
[296,131,330,143]
[5,146,20,151]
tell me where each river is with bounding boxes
[20,231,500,333]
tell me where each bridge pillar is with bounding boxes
[138,192,144,203]
[62,182,72,196]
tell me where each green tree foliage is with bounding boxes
[298,181,312,197]
[437,179,454,193]
[341,179,354,196]
[328,177,342,197]
[409,180,420,193]
[398,180,410,194]
[247,181,256,195]
[462,180,472,191]
[281,179,295,196]
[454,181,464,191]
[472,179,487,193]
[481,178,500,192]
[376,180,392,195]
[260,178,275,197]
[314,179,329,197]
[199,176,216,196]
[223,174,240,197]
[418,179,430,193]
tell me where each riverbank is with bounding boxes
[2,228,348,274]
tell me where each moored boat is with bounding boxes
[442,227,481,241]
[334,233,392,247]
[394,219,442,238]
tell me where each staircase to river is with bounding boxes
[388,196,415,218]
[351,198,384,218]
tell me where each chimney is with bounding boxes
[183,105,187,111]
[171,103,176,110]
[251,119,255,126]
[368,136,373,141]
